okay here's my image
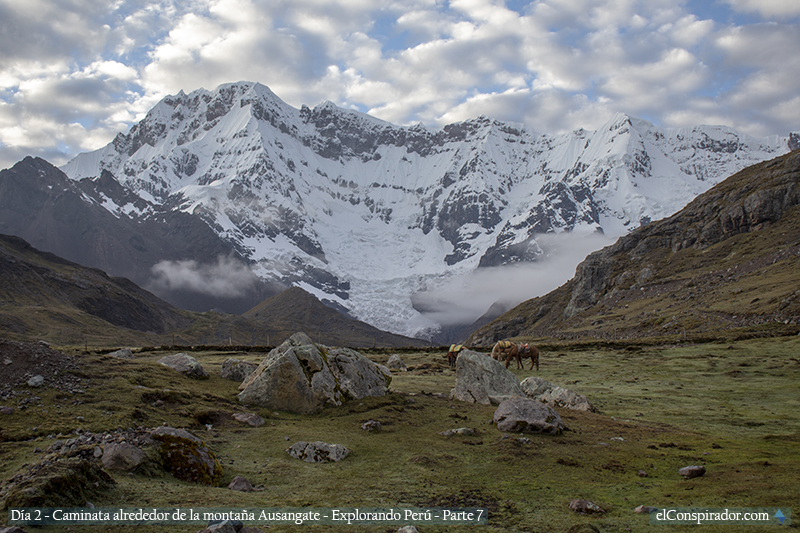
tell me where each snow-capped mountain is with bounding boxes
[60,82,794,338]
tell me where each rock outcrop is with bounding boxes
[238,332,391,414]
[493,397,565,435]
[449,350,523,405]
[0,457,115,509]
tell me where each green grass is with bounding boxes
[1,337,799,532]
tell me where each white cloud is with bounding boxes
[723,0,800,19]
[412,232,614,327]
[0,0,798,170]
[149,256,260,298]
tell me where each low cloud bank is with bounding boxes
[149,256,260,298]
[413,232,613,328]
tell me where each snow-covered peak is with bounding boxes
[59,81,794,339]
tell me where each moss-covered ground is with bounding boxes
[1,336,798,532]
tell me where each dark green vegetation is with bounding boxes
[1,337,798,532]
[469,149,800,346]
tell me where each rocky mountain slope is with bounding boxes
[0,233,423,348]
[467,149,800,344]
[6,82,795,338]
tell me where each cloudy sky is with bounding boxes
[0,0,798,170]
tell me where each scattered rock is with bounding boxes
[493,397,565,435]
[0,406,14,415]
[101,442,148,471]
[439,428,479,437]
[228,476,255,492]
[397,526,420,533]
[221,359,257,382]
[150,426,222,485]
[520,377,595,412]
[538,386,595,412]
[286,441,351,463]
[361,420,382,432]
[0,339,82,395]
[238,333,391,414]
[107,348,134,359]
[158,353,209,380]
[568,499,606,514]
[449,350,524,405]
[387,354,408,371]
[635,505,658,514]
[679,465,706,479]
[26,375,45,388]
[637,470,648,477]
[232,412,265,427]
[519,376,555,397]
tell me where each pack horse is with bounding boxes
[446,344,464,367]
[492,340,540,371]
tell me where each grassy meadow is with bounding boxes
[1,335,798,532]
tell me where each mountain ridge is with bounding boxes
[9,81,796,338]
[466,148,800,345]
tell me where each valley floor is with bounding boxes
[1,335,798,532]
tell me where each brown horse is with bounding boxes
[446,344,464,367]
[504,343,540,371]
[491,340,515,361]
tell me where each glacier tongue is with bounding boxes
[60,82,793,338]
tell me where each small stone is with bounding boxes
[679,465,706,479]
[635,505,658,514]
[228,476,255,492]
[439,427,478,437]
[232,412,265,427]
[387,354,407,371]
[107,348,134,359]
[569,499,605,514]
[638,470,647,477]
[361,420,382,432]
[27,375,45,387]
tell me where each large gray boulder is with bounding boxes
[493,397,566,435]
[158,353,209,380]
[237,333,391,414]
[101,442,148,471]
[449,350,524,405]
[520,376,595,412]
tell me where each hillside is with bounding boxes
[0,234,422,348]
[243,287,428,348]
[467,149,800,345]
